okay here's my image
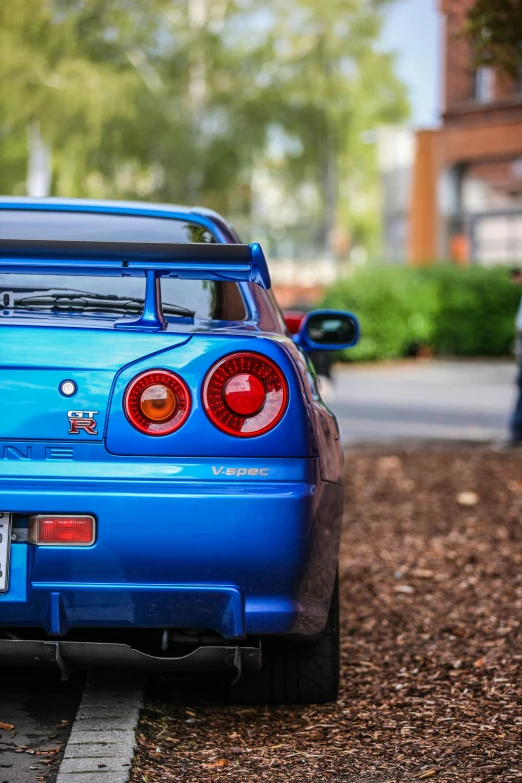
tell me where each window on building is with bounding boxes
[474,67,494,102]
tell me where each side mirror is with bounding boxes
[297,309,359,351]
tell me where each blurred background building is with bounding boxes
[410,0,522,266]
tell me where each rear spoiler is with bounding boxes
[0,240,270,331]
[0,239,270,289]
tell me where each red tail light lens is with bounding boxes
[124,370,191,435]
[29,515,95,545]
[203,352,288,437]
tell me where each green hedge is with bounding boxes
[321,264,521,361]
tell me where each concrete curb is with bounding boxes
[56,673,144,783]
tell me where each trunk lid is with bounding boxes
[0,323,191,441]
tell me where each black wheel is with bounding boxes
[229,575,340,705]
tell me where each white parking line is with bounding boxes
[56,673,144,783]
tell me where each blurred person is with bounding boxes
[449,223,470,266]
[508,268,522,446]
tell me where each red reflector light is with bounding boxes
[29,515,95,546]
[124,369,191,436]
[282,310,306,336]
[203,352,288,437]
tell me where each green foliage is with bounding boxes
[322,264,521,361]
[423,265,521,357]
[322,266,438,361]
[464,0,522,80]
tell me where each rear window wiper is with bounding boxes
[1,288,195,318]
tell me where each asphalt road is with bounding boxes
[330,359,517,444]
[0,671,82,783]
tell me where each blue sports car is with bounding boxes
[0,198,358,704]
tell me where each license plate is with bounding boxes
[0,513,12,593]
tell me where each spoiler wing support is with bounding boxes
[114,269,167,331]
[0,239,271,331]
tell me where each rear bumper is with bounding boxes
[0,456,342,639]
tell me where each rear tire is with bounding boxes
[229,575,340,705]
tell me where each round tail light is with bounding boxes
[124,370,191,435]
[203,352,288,437]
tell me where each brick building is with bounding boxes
[409,0,522,264]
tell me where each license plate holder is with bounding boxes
[0,513,12,593]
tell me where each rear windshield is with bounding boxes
[0,209,214,243]
[0,210,247,321]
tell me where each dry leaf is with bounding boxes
[377,456,401,469]
[417,771,436,780]
[456,491,479,506]
[395,585,415,594]
[0,722,14,731]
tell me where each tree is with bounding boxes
[244,0,408,254]
[0,1,275,209]
[0,1,153,195]
[465,0,522,80]
[0,0,407,256]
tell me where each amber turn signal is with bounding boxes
[124,369,191,435]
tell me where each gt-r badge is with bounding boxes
[68,410,99,435]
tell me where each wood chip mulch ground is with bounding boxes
[132,446,522,782]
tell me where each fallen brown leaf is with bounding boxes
[456,491,479,506]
